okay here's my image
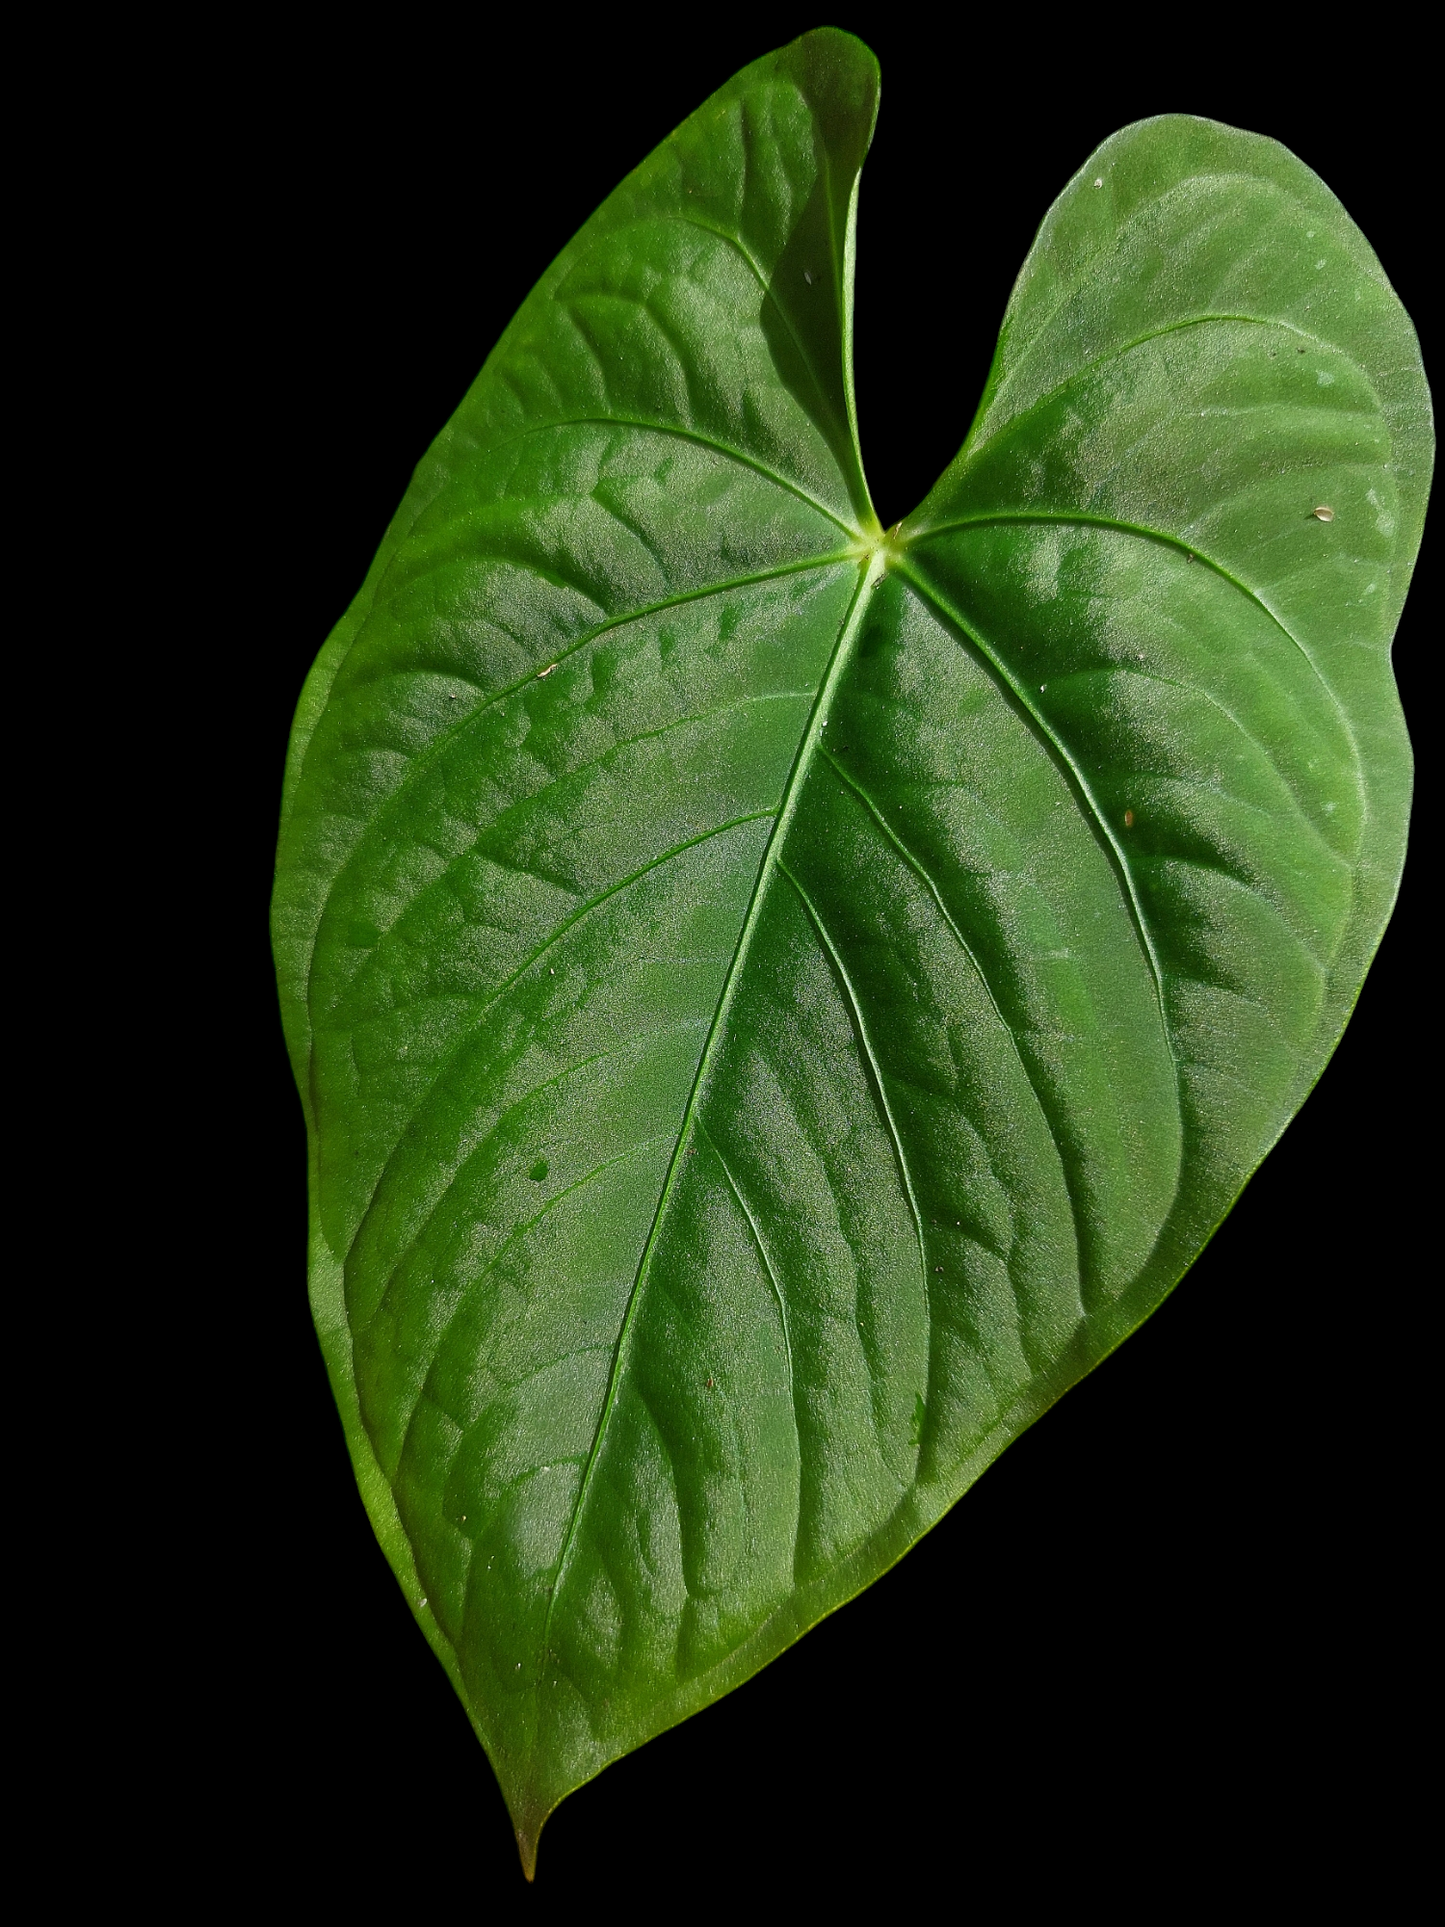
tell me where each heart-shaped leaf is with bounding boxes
[272,28,1429,1874]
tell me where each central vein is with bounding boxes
[533,545,888,1688]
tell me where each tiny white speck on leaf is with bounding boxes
[1093,177,1103,187]
[804,270,813,284]
[1313,505,1335,522]
[538,663,557,678]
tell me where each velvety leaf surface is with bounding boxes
[272,29,1429,1872]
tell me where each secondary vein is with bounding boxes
[306,554,852,1035]
[903,511,1361,762]
[343,813,774,1270]
[818,746,1086,1285]
[895,558,1174,1048]
[778,858,931,1320]
[697,1121,796,1399]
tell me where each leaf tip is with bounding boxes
[516,1824,540,1883]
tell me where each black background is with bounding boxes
[166,13,1433,1909]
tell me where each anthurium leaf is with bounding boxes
[272,28,1429,1875]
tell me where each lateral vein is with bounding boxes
[342,814,772,1269]
[305,554,851,1034]
[818,746,1085,1283]
[896,559,1174,1049]
[962,311,1358,457]
[777,858,931,1318]
[521,405,856,534]
[698,1120,795,1387]
[903,512,1361,761]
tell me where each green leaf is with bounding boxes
[272,29,1429,1874]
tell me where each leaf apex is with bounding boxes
[516,1825,539,1884]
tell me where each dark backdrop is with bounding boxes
[166,15,1433,1909]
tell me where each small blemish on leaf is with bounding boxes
[1313,505,1335,521]
[1093,177,1103,188]
[910,1394,927,1446]
[1124,810,1135,827]
[529,1159,548,1182]
[537,663,557,679]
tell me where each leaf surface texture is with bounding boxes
[272,30,1429,1868]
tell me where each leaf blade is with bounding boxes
[271,51,1429,1874]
